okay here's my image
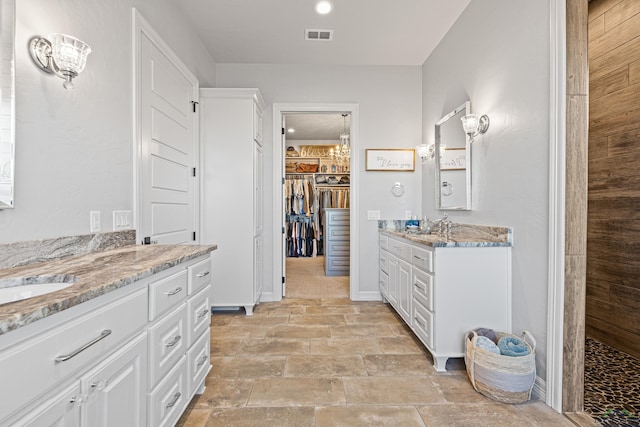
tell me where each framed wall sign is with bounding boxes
[365,149,415,171]
[440,147,466,171]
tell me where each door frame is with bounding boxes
[131,8,200,243]
[272,103,360,301]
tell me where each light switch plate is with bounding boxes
[90,211,101,233]
[113,210,132,231]
[367,210,381,220]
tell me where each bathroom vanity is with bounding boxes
[378,222,512,371]
[0,242,216,427]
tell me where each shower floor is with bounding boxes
[584,337,640,426]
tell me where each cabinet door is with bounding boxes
[254,141,263,236]
[398,259,412,324]
[254,235,264,302]
[387,255,399,307]
[80,332,147,427]
[9,383,81,427]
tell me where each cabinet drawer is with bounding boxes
[148,356,187,427]
[148,303,187,389]
[412,246,433,272]
[149,270,187,321]
[326,240,350,257]
[0,287,147,421]
[379,249,389,273]
[379,234,389,250]
[379,270,389,297]
[187,256,212,296]
[187,284,211,347]
[325,225,350,241]
[326,210,349,226]
[412,268,434,311]
[412,300,434,349]
[388,238,411,262]
[187,329,211,397]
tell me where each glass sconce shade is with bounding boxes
[49,33,91,76]
[416,144,430,161]
[461,114,480,134]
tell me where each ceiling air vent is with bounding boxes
[305,29,333,41]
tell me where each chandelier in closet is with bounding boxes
[330,113,350,168]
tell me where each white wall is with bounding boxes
[215,64,423,297]
[421,1,551,379]
[0,0,216,243]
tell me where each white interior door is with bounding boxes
[135,12,199,245]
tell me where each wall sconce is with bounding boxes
[461,113,490,142]
[416,143,446,162]
[29,33,92,89]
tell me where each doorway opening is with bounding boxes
[282,112,351,299]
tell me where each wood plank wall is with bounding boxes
[587,0,640,359]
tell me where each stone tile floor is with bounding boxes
[177,297,574,426]
[584,337,640,427]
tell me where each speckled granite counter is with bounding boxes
[0,244,217,335]
[379,221,512,247]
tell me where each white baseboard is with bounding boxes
[532,375,546,402]
[355,290,383,301]
[260,291,276,302]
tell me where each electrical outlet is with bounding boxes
[90,211,101,233]
[405,210,412,219]
[113,210,132,231]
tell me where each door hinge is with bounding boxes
[191,101,199,113]
[282,227,285,234]
[193,231,197,241]
[282,177,285,185]
[282,276,285,284]
[192,167,196,177]
[282,127,285,135]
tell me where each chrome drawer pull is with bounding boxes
[393,246,402,250]
[197,308,209,319]
[414,317,425,327]
[55,329,112,363]
[196,271,210,278]
[166,392,181,408]
[414,255,426,261]
[197,354,208,366]
[164,287,183,296]
[166,335,182,347]
[414,283,425,291]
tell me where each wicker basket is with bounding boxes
[465,330,536,404]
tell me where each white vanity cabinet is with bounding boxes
[200,88,265,315]
[379,233,511,372]
[0,253,213,427]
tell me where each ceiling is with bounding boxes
[172,0,472,66]
[285,113,351,140]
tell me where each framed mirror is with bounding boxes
[435,101,471,210]
[0,0,15,209]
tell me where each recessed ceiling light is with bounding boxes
[314,1,333,15]
[288,128,295,133]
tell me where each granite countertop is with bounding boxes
[0,244,217,335]
[379,223,512,248]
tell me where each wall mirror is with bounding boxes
[0,0,15,209]
[435,101,471,210]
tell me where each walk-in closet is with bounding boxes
[283,113,351,299]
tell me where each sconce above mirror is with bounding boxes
[0,0,15,209]
[435,101,471,210]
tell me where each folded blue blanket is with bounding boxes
[476,336,501,354]
[498,336,531,357]
[475,327,497,343]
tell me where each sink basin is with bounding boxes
[0,275,76,304]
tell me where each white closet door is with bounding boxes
[136,15,199,245]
